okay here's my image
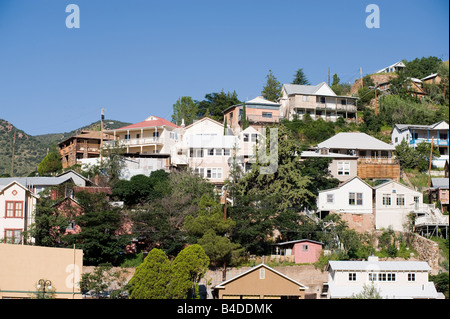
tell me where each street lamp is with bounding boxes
[37,279,52,299]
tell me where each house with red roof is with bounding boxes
[104,115,180,156]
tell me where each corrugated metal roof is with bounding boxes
[317,132,395,151]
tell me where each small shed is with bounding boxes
[271,239,323,264]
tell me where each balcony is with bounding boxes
[104,137,161,148]
[239,114,283,123]
[315,102,357,112]
[410,138,449,147]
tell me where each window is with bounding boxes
[251,134,258,143]
[224,149,230,156]
[383,194,391,206]
[337,161,350,175]
[349,193,356,205]
[341,99,347,105]
[215,149,223,156]
[357,193,363,205]
[302,95,308,102]
[243,134,249,142]
[206,169,212,178]
[124,134,130,140]
[262,112,272,118]
[208,148,214,156]
[190,149,204,158]
[408,273,416,281]
[320,97,326,104]
[396,194,405,206]
[302,244,309,252]
[348,273,356,281]
[349,193,363,206]
[4,229,22,244]
[327,194,334,203]
[194,168,204,177]
[260,268,265,279]
[5,201,23,218]
[153,131,159,137]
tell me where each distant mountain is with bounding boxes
[0,119,130,177]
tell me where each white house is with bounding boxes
[103,115,180,155]
[317,176,373,216]
[373,180,423,232]
[171,117,238,185]
[391,121,449,168]
[317,177,374,232]
[0,181,38,244]
[326,256,443,299]
[376,61,406,74]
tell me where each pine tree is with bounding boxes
[261,70,281,102]
[292,68,310,85]
[241,103,249,130]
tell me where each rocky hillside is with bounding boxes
[0,119,130,177]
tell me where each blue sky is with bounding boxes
[0,0,448,135]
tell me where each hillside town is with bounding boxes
[1,57,449,302]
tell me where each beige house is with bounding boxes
[0,244,83,299]
[213,263,308,299]
[279,82,358,122]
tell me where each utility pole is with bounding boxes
[100,108,104,163]
[360,67,363,89]
[427,137,434,188]
[374,85,378,116]
[223,188,227,221]
[328,67,330,86]
[10,131,16,176]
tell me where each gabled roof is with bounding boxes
[318,176,372,193]
[0,180,39,198]
[372,179,420,193]
[223,96,280,113]
[114,115,179,130]
[394,121,449,132]
[430,178,449,189]
[272,239,323,246]
[184,116,223,130]
[214,263,308,290]
[317,132,395,151]
[0,176,74,188]
[282,82,335,96]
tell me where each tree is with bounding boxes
[128,248,171,299]
[184,195,241,267]
[197,91,240,122]
[64,191,131,265]
[292,68,310,85]
[241,102,249,130]
[237,124,315,242]
[172,96,199,126]
[351,283,382,299]
[37,144,62,176]
[261,70,281,102]
[81,263,129,299]
[169,244,209,299]
[130,170,214,256]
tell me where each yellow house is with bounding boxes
[213,263,308,299]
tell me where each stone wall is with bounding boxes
[410,234,441,275]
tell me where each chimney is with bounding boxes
[368,255,379,262]
[181,118,185,127]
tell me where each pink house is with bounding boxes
[272,239,323,264]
